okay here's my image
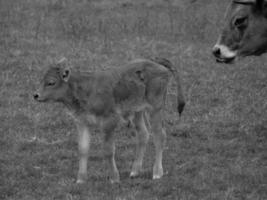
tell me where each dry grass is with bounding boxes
[0,0,266,199]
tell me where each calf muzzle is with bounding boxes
[33,93,39,100]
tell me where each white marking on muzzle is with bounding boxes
[214,44,237,59]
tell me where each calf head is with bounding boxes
[213,0,267,63]
[34,59,71,103]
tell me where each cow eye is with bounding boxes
[46,81,56,86]
[234,16,248,28]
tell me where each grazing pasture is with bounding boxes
[0,0,266,199]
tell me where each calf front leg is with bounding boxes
[76,123,91,184]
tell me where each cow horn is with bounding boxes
[233,0,266,4]
[233,0,256,4]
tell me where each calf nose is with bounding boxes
[212,46,221,57]
[33,93,39,100]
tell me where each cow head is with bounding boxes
[34,58,71,103]
[212,0,267,63]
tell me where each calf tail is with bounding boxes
[152,57,185,116]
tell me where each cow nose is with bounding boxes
[212,46,221,57]
[33,93,39,100]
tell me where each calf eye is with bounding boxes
[234,16,248,28]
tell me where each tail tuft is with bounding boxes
[178,101,185,116]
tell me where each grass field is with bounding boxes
[0,0,267,199]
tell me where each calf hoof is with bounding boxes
[130,168,142,178]
[152,174,163,180]
[130,163,142,178]
[153,167,163,180]
[76,173,87,184]
[109,172,120,184]
[110,178,120,184]
[130,171,139,178]
[76,179,86,184]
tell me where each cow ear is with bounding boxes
[263,2,267,17]
[61,68,71,82]
[256,0,264,11]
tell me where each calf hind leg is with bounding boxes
[151,110,166,179]
[130,111,150,178]
[102,116,120,183]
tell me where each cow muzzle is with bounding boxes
[212,44,237,63]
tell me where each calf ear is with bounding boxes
[136,70,145,81]
[56,57,71,82]
[61,68,71,82]
[57,57,68,67]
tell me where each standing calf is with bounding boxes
[34,58,185,183]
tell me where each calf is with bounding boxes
[34,58,185,183]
